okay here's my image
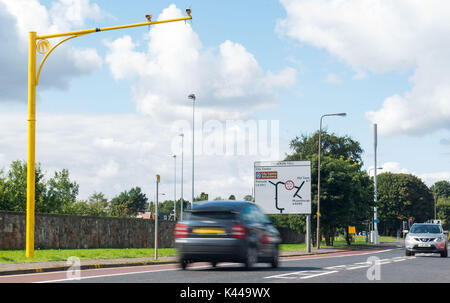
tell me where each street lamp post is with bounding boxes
[179,133,184,220]
[188,94,196,209]
[316,112,346,249]
[25,10,193,258]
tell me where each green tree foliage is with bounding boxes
[109,187,148,217]
[228,195,236,200]
[436,197,450,230]
[281,131,371,245]
[430,180,450,229]
[286,130,363,165]
[430,181,450,199]
[376,173,434,235]
[0,160,75,213]
[45,169,79,214]
[65,192,109,217]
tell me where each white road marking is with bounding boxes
[300,270,339,279]
[265,251,416,280]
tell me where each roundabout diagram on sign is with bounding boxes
[284,180,294,190]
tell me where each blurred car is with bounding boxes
[405,223,448,257]
[174,201,281,270]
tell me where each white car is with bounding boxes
[405,223,448,257]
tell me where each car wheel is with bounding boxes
[441,249,448,258]
[271,246,279,268]
[211,261,218,267]
[245,246,257,269]
[405,249,411,256]
[180,259,188,270]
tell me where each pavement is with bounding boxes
[0,242,403,276]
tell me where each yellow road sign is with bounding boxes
[348,226,356,234]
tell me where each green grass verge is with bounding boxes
[0,248,176,264]
[0,236,401,264]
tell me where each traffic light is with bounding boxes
[408,219,413,229]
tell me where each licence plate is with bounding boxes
[192,227,225,234]
[418,243,431,247]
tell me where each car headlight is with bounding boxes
[435,237,444,242]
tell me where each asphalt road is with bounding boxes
[1,245,448,283]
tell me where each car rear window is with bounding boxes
[410,224,441,234]
[187,211,237,221]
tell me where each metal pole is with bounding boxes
[188,94,196,208]
[155,175,160,260]
[26,32,37,258]
[306,214,311,253]
[373,124,379,244]
[173,155,176,220]
[316,117,323,249]
[180,134,184,220]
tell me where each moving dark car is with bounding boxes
[174,201,281,270]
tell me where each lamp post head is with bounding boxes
[337,113,347,117]
[188,94,196,101]
[179,133,184,137]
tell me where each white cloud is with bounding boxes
[0,0,104,102]
[277,0,450,136]
[368,162,449,186]
[105,4,297,123]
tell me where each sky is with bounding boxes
[0,0,449,203]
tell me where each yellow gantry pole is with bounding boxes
[25,10,192,258]
[26,32,37,258]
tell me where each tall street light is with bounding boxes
[316,112,346,249]
[179,133,184,220]
[188,94,196,209]
[25,10,193,258]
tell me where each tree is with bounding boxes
[45,169,79,214]
[430,181,450,199]
[376,173,434,235]
[0,160,46,212]
[436,197,450,230]
[109,187,148,217]
[286,130,363,165]
[228,195,236,200]
[430,180,450,229]
[283,131,371,245]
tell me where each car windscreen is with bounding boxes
[410,224,441,234]
[186,211,237,221]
